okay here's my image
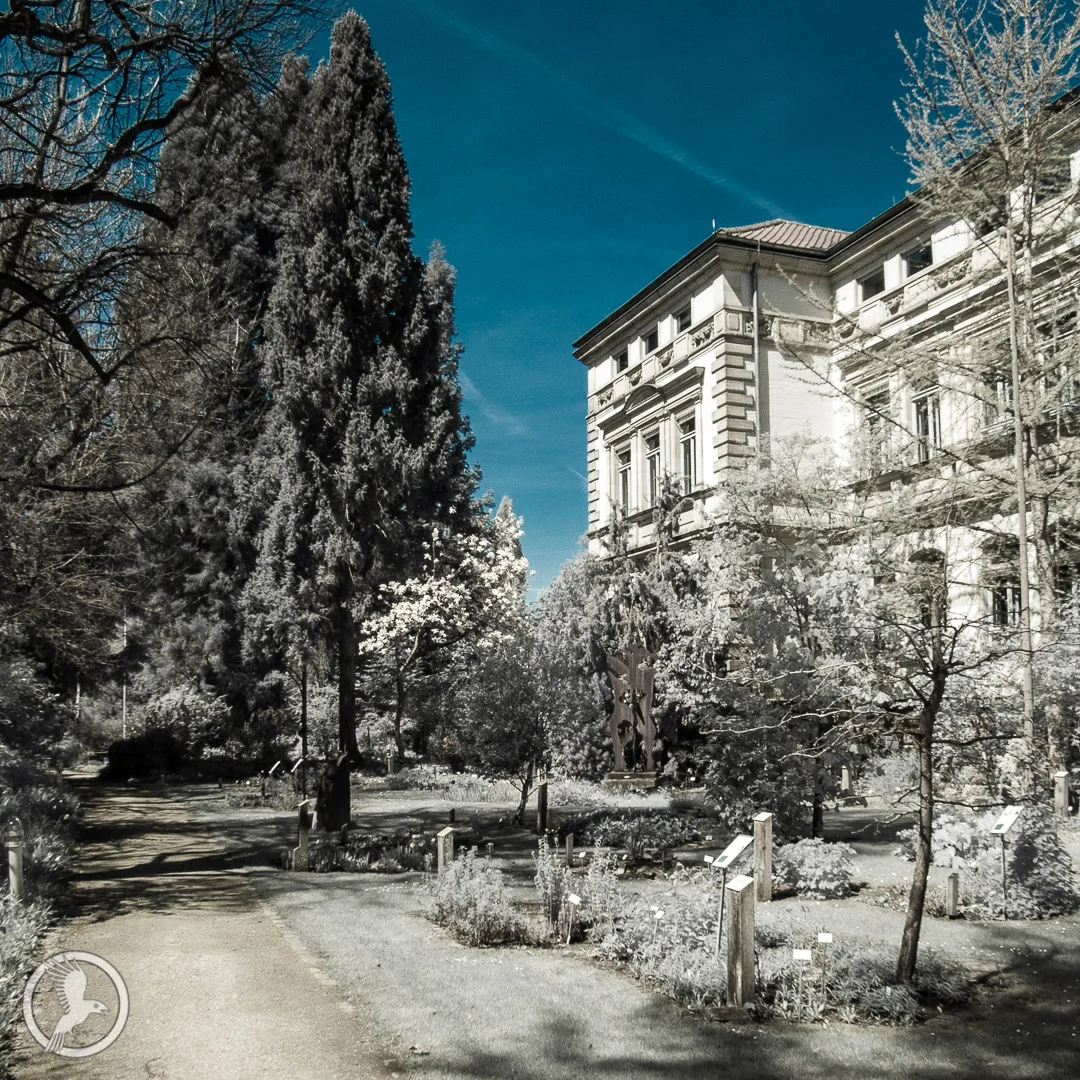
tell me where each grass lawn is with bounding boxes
[184,782,1080,1079]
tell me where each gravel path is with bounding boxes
[10,782,399,1080]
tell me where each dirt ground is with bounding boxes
[9,780,1080,1080]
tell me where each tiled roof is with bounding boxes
[717,218,849,252]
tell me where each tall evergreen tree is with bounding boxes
[238,13,475,771]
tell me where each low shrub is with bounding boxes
[534,836,574,937]
[965,806,1078,919]
[104,729,186,779]
[896,806,1079,919]
[442,775,520,804]
[582,847,624,937]
[581,811,702,862]
[427,848,529,946]
[305,830,436,873]
[773,839,856,899]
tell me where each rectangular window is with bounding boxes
[983,373,1013,426]
[616,447,632,515]
[675,306,692,333]
[678,415,696,495]
[642,327,659,354]
[1034,160,1072,205]
[990,579,1021,627]
[615,348,628,373]
[864,389,891,473]
[645,433,660,507]
[903,244,933,277]
[913,390,942,463]
[859,266,886,302]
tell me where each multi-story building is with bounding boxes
[573,116,1080,631]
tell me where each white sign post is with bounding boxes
[4,819,24,902]
[990,805,1022,920]
[705,834,754,955]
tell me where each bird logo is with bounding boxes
[22,951,129,1058]
[41,956,109,1053]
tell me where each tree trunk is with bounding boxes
[338,612,362,762]
[811,786,824,839]
[515,759,535,826]
[896,717,933,983]
[393,669,407,760]
[300,660,309,798]
[535,762,549,835]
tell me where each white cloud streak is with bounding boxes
[459,372,529,436]
[403,0,789,219]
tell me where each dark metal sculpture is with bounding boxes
[606,644,657,773]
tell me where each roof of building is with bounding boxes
[716,218,849,251]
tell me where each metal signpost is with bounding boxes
[705,833,754,955]
[990,805,1022,920]
[4,819,24,902]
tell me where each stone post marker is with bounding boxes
[565,834,574,868]
[386,749,395,776]
[725,873,755,1007]
[437,827,455,874]
[946,872,959,918]
[1054,771,1070,817]
[5,819,24,902]
[293,799,314,872]
[752,812,773,902]
[840,766,851,795]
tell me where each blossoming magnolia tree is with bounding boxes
[358,498,529,757]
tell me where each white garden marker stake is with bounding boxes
[990,806,1022,921]
[709,834,754,956]
[566,893,581,946]
[650,906,665,943]
[5,819,24,902]
[946,873,959,919]
[793,947,812,1013]
[817,933,833,999]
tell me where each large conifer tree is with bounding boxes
[239,13,475,766]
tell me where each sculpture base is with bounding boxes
[603,770,660,792]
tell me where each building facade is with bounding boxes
[573,115,1080,632]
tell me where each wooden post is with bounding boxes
[1054,771,1070,817]
[840,766,851,795]
[386,750,395,776]
[946,872,959,918]
[5,820,24,902]
[753,812,773,902]
[565,834,574,868]
[725,873,756,1007]
[437,827,455,874]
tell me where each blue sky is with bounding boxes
[322,1,932,597]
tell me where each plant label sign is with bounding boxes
[817,933,833,944]
[567,894,581,906]
[792,948,812,962]
[990,805,1023,835]
[713,834,754,870]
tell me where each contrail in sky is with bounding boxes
[403,0,789,220]
[459,372,529,436]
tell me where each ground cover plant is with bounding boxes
[0,754,77,1075]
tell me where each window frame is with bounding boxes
[641,327,659,355]
[674,306,692,334]
[615,445,632,516]
[677,413,696,495]
[644,431,661,508]
[913,388,942,463]
[859,266,886,302]
[902,243,933,279]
